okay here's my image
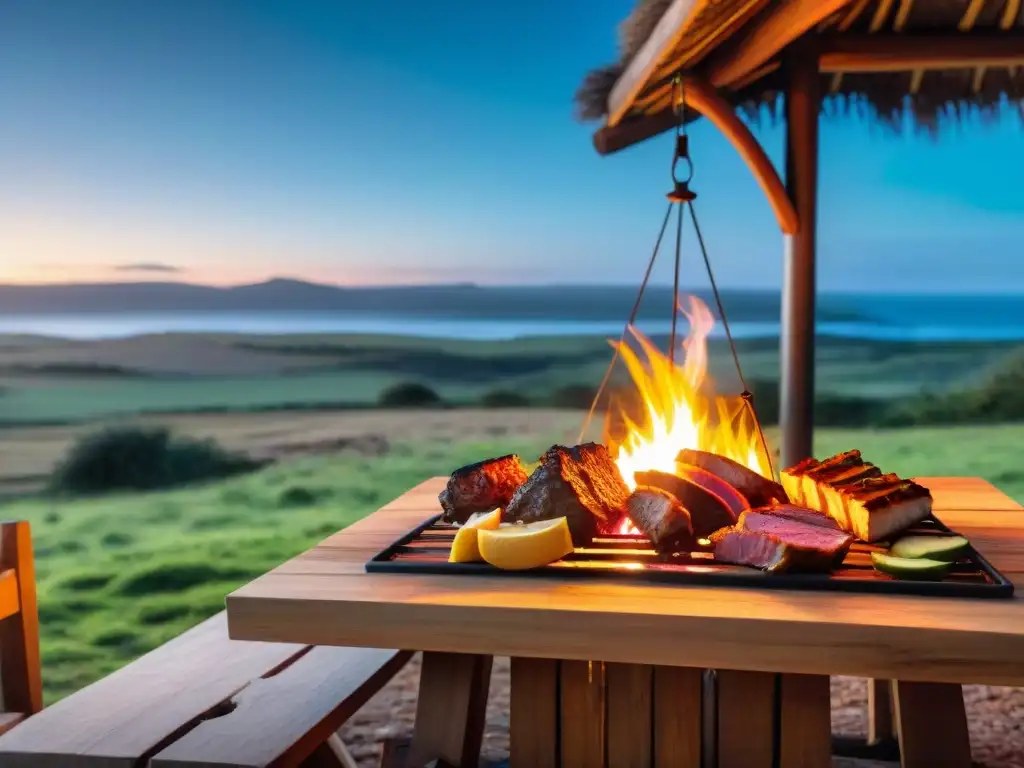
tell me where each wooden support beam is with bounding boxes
[819,33,1024,72]
[704,0,855,87]
[607,0,706,126]
[594,75,799,234]
[779,38,820,469]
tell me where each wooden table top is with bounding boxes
[227,476,1024,686]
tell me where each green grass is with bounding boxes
[8,423,1024,703]
[0,335,1016,424]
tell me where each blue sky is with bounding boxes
[1,0,1022,291]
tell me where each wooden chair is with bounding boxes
[0,521,43,735]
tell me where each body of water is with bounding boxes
[3,299,1024,342]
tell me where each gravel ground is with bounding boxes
[339,655,1024,767]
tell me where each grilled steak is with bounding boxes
[626,487,695,554]
[504,443,629,545]
[634,469,740,538]
[676,449,788,507]
[711,517,854,573]
[675,463,750,519]
[439,454,528,524]
[739,504,841,531]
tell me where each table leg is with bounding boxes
[606,662,652,768]
[892,681,972,768]
[653,665,702,768]
[778,673,831,768]
[407,652,492,768]
[510,659,704,768]
[510,657,558,768]
[868,678,896,745]
[717,670,775,768]
[560,660,605,768]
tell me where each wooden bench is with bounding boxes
[0,611,411,767]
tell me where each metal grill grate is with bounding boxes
[366,514,1014,598]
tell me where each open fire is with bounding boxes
[609,295,770,533]
[435,292,938,581]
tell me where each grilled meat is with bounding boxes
[634,469,741,538]
[676,449,788,507]
[781,451,932,542]
[504,443,629,545]
[833,475,932,542]
[626,487,695,554]
[439,454,528,524]
[711,516,854,573]
[738,504,841,531]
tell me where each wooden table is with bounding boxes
[226,476,1024,768]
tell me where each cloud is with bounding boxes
[114,262,184,274]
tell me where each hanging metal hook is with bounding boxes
[667,73,696,203]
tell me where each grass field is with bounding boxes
[0,332,1015,424]
[4,410,1023,703]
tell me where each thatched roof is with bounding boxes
[578,0,1024,140]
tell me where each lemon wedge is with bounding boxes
[448,509,502,563]
[477,518,574,570]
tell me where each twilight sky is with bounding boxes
[1,0,1022,292]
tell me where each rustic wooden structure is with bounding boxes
[226,475,1024,767]
[0,611,410,767]
[576,0,1024,468]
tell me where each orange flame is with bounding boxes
[610,296,771,532]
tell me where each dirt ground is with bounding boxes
[339,655,1024,767]
[0,408,585,494]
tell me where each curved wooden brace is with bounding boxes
[682,75,799,235]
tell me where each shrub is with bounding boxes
[377,381,443,408]
[550,384,599,410]
[49,426,264,496]
[479,389,531,407]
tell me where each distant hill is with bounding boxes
[0,278,871,323]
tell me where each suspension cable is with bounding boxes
[688,201,776,478]
[577,201,674,443]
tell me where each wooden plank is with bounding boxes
[778,673,831,768]
[819,33,1024,72]
[867,679,895,745]
[560,660,605,768]
[0,613,306,768]
[0,570,20,622]
[227,477,1024,687]
[717,670,775,768]
[408,652,492,768]
[892,681,972,768]
[0,521,42,716]
[150,646,410,768]
[704,0,855,87]
[652,666,702,768]
[510,657,558,768]
[606,663,652,768]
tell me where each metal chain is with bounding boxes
[577,202,675,444]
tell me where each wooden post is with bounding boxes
[780,38,821,468]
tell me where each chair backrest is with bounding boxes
[0,521,42,723]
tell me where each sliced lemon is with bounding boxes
[477,517,574,570]
[448,509,502,563]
